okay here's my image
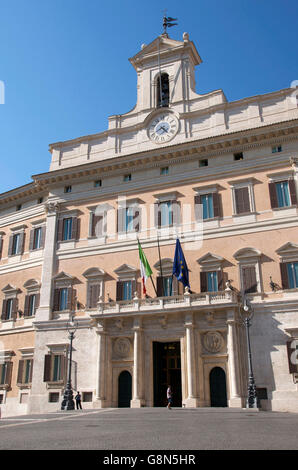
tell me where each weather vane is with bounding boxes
[162,12,178,35]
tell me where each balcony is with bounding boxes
[89,289,239,318]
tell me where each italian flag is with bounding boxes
[138,240,153,296]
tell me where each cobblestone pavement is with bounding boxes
[0,407,297,450]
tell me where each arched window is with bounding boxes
[157,73,169,108]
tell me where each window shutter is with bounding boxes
[280,263,289,289]
[156,276,163,297]
[18,231,25,255]
[212,192,221,218]
[57,219,63,242]
[1,299,7,321]
[0,237,3,259]
[172,201,180,227]
[8,235,14,256]
[289,179,297,205]
[92,214,103,237]
[242,266,257,294]
[53,289,60,312]
[43,355,52,382]
[217,270,223,291]
[116,281,124,301]
[66,287,73,311]
[17,360,25,384]
[71,217,79,240]
[131,280,137,298]
[133,209,140,232]
[40,226,46,249]
[28,359,33,383]
[117,207,125,234]
[269,182,278,209]
[24,295,30,316]
[194,194,202,221]
[286,340,298,374]
[154,203,161,228]
[29,229,35,251]
[200,272,207,292]
[89,284,100,308]
[35,293,40,312]
[235,187,250,214]
[11,298,18,321]
[5,362,13,387]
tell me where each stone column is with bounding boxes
[227,310,242,407]
[184,314,199,407]
[35,201,60,322]
[94,321,106,408]
[131,317,144,408]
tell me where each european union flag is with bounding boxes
[172,238,190,289]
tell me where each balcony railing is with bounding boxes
[90,289,239,317]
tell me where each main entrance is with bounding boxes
[118,370,132,407]
[209,367,228,407]
[153,341,182,407]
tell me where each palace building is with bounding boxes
[0,31,298,416]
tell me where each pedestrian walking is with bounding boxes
[75,391,82,410]
[167,385,173,409]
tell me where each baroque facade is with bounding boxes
[0,32,298,416]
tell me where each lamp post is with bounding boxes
[61,320,77,411]
[240,297,258,409]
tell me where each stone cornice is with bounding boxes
[0,118,298,210]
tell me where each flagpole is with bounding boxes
[157,232,165,296]
[150,275,158,297]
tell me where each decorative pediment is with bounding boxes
[197,253,224,266]
[129,35,202,69]
[276,242,298,261]
[83,268,105,280]
[114,264,138,276]
[53,271,74,281]
[233,247,261,261]
[2,284,18,294]
[23,279,41,290]
[154,258,173,271]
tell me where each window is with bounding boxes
[43,354,66,383]
[1,298,17,321]
[234,247,262,295]
[241,266,258,293]
[272,145,282,153]
[234,152,243,161]
[194,190,221,220]
[0,362,13,387]
[116,280,134,301]
[37,197,43,204]
[160,167,169,176]
[63,218,72,241]
[17,359,33,385]
[16,204,22,211]
[94,180,102,188]
[157,73,169,108]
[199,159,208,167]
[24,294,39,317]
[280,262,298,289]
[64,185,72,193]
[234,187,251,214]
[30,226,43,251]
[125,207,134,232]
[11,233,21,255]
[269,178,297,209]
[49,392,60,402]
[53,287,73,311]
[123,174,131,182]
[159,201,173,227]
[82,392,93,402]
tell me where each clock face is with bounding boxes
[148,113,179,143]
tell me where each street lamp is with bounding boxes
[240,296,258,409]
[61,319,78,411]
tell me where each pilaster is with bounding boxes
[184,313,199,407]
[131,317,145,408]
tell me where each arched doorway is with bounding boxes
[118,370,132,408]
[209,367,228,407]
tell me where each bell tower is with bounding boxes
[129,32,203,114]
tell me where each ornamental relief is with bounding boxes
[113,337,132,359]
[202,331,224,354]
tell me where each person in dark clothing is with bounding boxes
[75,391,82,410]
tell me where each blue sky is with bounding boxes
[0,0,297,194]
